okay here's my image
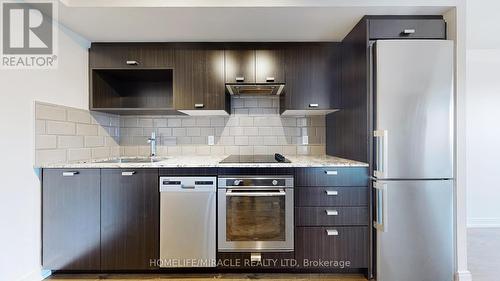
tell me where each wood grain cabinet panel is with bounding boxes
[255,49,285,83]
[100,169,159,270]
[283,43,341,111]
[295,167,369,187]
[295,207,369,226]
[173,47,225,110]
[295,186,369,207]
[225,49,255,83]
[295,227,368,269]
[368,19,446,40]
[42,169,101,270]
[89,44,174,68]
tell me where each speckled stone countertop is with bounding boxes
[39,155,368,168]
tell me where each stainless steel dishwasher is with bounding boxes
[159,176,216,267]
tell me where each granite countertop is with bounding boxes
[39,155,368,169]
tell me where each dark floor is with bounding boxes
[46,273,367,280]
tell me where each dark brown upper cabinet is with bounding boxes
[281,43,341,114]
[224,48,255,83]
[173,46,226,111]
[255,49,285,83]
[42,169,101,270]
[100,169,159,270]
[89,44,174,68]
[368,18,446,40]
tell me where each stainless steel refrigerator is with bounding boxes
[372,40,454,281]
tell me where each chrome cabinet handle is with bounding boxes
[309,103,319,108]
[325,210,338,216]
[266,77,275,82]
[62,171,79,177]
[235,77,245,82]
[325,190,338,196]
[326,229,339,236]
[126,60,139,65]
[121,171,136,176]
[325,170,338,175]
[402,29,416,34]
[194,103,204,108]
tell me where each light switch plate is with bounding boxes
[208,135,215,146]
[302,135,309,145]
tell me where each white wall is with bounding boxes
[466,50,500,227]
[0,27,89,280]
[466,0,500,228]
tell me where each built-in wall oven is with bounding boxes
[217,176,294,252]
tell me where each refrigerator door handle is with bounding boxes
[374,130,389,178]
[373,181,388,232]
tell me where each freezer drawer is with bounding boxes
[374,179,453,281]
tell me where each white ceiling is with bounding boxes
[56,3,453,42]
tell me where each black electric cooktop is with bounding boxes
[220,154,291,163]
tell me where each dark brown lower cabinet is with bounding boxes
[100,169,159,270]
[295,227,368,269]
[42,169,101,270]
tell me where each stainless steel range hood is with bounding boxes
[226,84,285,96]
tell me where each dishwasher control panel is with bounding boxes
[159,177,216,192]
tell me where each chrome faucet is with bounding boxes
[147,131,157,157]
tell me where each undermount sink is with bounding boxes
[94,157,169,164]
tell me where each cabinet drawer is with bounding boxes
[295,207,368,226]
[295,186,368,207]
[295,167,368,187]
[295,227,368,269]
[369,19,446,40]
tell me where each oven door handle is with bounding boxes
[225,189,286,197]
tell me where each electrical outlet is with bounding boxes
[208,135,215,146]
[302,135,309,145]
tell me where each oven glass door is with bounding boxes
[226,189,286,241]
[218,188,294,252]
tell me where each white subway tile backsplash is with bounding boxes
[181,118,196,127]
[36,149,66,164]
[92,147,110,159]
[168,119,182,127]
[186,127,201,136]
[243,127,259,136]
[172,128,186,137]
[58,136,84,148]
[84,136,104,148]
[36,103,66,121]
[34,102,120,166]
[35,96,329,165]
[67,148,92,162]
[47,121,75,135]
[138,118,154,127]
[36,135,57,149]
[234,136,249,146]
[67,109,91,124]
[35,120,46,134]
[76,124,98,136]
[153,119,168,127]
